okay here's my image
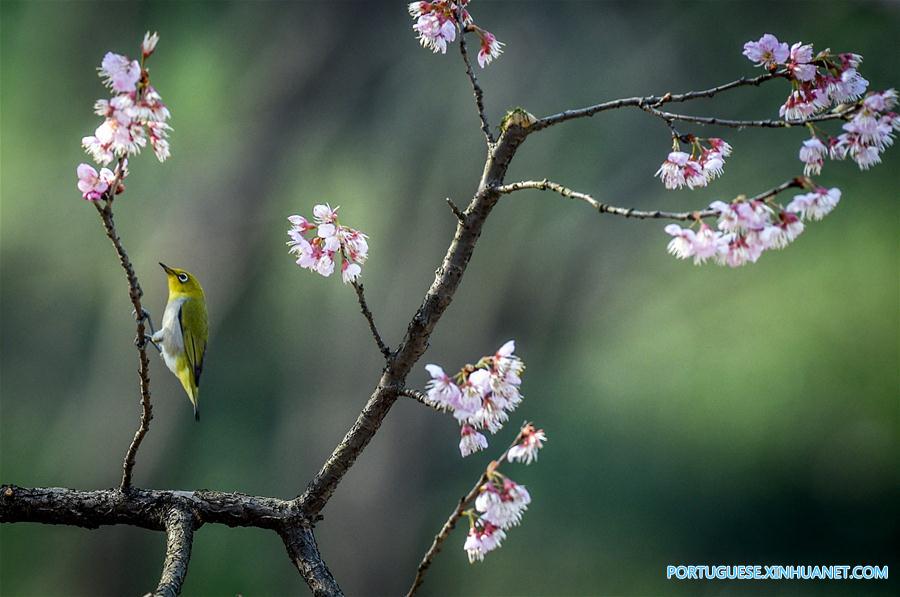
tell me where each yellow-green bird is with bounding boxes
[150,263,208,421]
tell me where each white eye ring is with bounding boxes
[177,273,189,283]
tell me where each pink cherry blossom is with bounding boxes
[664,224,696,260]
[828,68,868,104]
[141,31,159,57]
[507,424,546,465]
[81,36,172,166]
[742,34,789,68]
[477,30,503,68]
[459,424,489,457]
[99,52,141,93]
[464,521,505,563]
[287,205,368,283]
[422,341,528,452]
[787,42,817,82]
[76,163,115,201]
[414,13,456,54]
[786,187,841,221]
[799,137,827,175]
[475,477,531,529]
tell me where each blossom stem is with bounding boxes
[351,281,391,359]
[458,24,494,146]
[532,72,781,132]
[404,425,528,597]
[639,103,858,129]
[496,177,806,221]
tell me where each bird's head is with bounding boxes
[159,263,205,299]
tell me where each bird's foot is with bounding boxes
[132,307,157,335]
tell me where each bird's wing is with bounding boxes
[178,297,208,387]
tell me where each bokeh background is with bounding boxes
[1,1,897,596]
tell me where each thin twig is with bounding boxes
[533,72,780,131]
[496,179,716,220]
[495,177,806,221]
[638,103,857,129]
[93,182,154,491]
[153,508,195,597]
[400,388,448,412]
[446,197,466,222]
[459,27,494,146]
[351,282,391,359]
[405,425,528,597]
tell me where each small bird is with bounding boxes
[149,263,208,421]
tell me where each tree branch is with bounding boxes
[351,282,391,359]
[400,388,448,412]
[495,179,717,221]
[638,103,857,129]
[153,508,195,597]
[459,28,494,146]
[405,427,526,597]
[496,177,807,221]
[298,123,532,516]
[0,484,342,595]
[532,72,780,132]
[93,189,154,492]
[280,522,344,596]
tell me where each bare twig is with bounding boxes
[405,426,527,597]
[495,179,716,221]
[93,187,154,492]
[496,177,806,221]
[532,72,780,132]
[153,508,195,597]
[459,27,494,146]
[638,103,857,129]
[446,197,467,222]
[351,282,391,359]
[400,388,447,412]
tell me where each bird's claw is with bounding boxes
[133,307,157,335]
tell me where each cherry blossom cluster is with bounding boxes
[801,89,898,172]
[286,205,368,283]
[81,32,171,167]
[408,1,503,67]
[424,341,525,457]
[655,137,732,190]
[743,34,870,122]
[664,186,841,267]
[463,424,546,562]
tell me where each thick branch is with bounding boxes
[532,72,779,131]
[93,200,154,491]
[1,485,341,595]
[280,523,344,596]
[0,485,294,530]
[153,508,195,597]
[459,29,494,145]
[351,282,391,359]
[299,124,532,516]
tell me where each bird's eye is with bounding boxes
[177,273,189,283]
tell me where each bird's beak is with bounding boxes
[159,262,175,275]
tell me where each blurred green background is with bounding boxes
[1,1,897,596]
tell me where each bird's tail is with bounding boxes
[190,388,200,422]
